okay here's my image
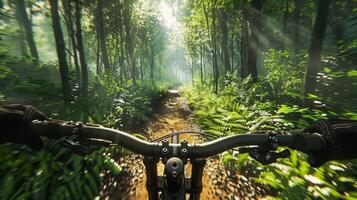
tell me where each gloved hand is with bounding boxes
[304,119,357,167]
[0,104,48,151]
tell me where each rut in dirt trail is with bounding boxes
[99,92,266,200]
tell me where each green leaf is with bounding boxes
[347,70,357,77]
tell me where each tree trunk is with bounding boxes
[74,0,88,96]
[49,0,71,102]
[231,33,234,72]
[241,7,249,78]
[123,0,136,84]
[200,43,204,84]
[14,0,39,65]
[293,0,302,53]
[62,0,80,85]
[191,55,194,86]
[212,3,219,93]
[140,54,144,81]
[149,50,154,82]
[219,8,231,76]
[114,0,124,81]
[247,0,264,82]
[96,0,110,73]
[303,0,330,106]
[202,0,218,93]
[96,35,101,75]
[118,1,127,81]
[282,0,290,50]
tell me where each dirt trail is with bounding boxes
[100,94,266,199]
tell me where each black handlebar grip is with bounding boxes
[304,133,326,151]
[291,133,325,152]
[30,120,76,139]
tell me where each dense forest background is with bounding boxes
[0,0,356,199]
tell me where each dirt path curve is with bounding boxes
[100,93,266,199]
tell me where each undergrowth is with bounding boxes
[181,49,357,199]
[0,53,168,199]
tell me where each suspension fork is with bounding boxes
[189,158,206,200]
[164,157,185,200]
[143,157,159,200]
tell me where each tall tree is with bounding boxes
[200,43,204,84]
[282,0,290,50]
[74,0,88,96]
[96,0,110,73]
[202,0,219,93]
[13,0,39,65]
[219,8,231,76]
[293,0,302,53]
[117,1,127,80]
[49,0,71,101]
[240,6,249,78]
[123,0,136,83]
[62,0,80,85]
[246,0,264,82]
[303,0,331,106]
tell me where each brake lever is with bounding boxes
[248,149,291,165]
[60,137,113,156]
[239,131,291,165]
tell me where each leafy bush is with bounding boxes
[181,58,357,199]
[0,59,168,198]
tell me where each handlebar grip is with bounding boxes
[30,120,76,139]
[292,133,325,152]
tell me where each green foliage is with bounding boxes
[181,56,357,199]
[0,143,107,200]
[0,58,167,198]
[261,50,304,102]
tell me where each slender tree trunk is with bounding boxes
[200,43,204,84]
[303,0,330,106]
[140,54,144,81]
[247,0,264,82]
[123,0,136,84]
[14,0,39,65]
[191,55,194,86]
[231,33,234,72]
[212,3,219,93]
[241,7,249,78]
[62,0,80,85]
[49,0,71,102]
[74,0,88,96]
[149,50,154,82]
[293,0,302,53]
[96,36,101,75]
[18,26,27,58]
[219,8,231,76]
[282,0,290,50]
[117,1,127,81]
[96,0,110,73]
[202,0,218,93]
[114,0,124,81]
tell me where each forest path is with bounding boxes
[99,92,266,199]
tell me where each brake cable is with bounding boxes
[150,130,219,142]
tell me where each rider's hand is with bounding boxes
[0,104,48,151]
[304,119,357,167]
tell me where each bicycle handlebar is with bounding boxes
[29,120,325,158]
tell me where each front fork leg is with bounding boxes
[189,158,206,200]
[144,157,159,200]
